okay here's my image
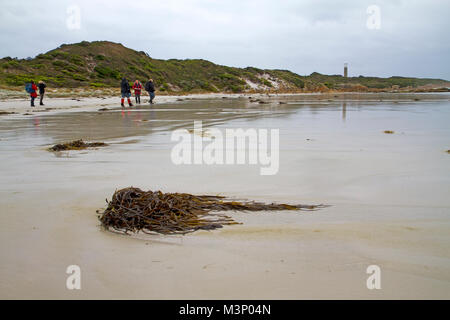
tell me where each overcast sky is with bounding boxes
[1,0,449,79]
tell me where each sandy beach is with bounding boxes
[0,92,243,115]
[0,92,449,299]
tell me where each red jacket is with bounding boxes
[132,82,142,94]
[30,83,38,98]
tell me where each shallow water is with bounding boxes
[1,94,450,298]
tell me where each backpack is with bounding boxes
[25,83,33,93]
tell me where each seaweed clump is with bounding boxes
[98,187,327,235]
[0,111,16,115]
[48,139,107,151]
[383,130,395,134]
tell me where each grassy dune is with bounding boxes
[0,41,448,94]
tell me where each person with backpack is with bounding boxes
[120,77,133,107]
[145,79,156,104]
[26,81,38,107]
[132,80,142,104]
[38,81,46,106]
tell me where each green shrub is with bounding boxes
[218,73,236,81]
[228,85,244,93]
[52,60,68,67]
[50,51,69,59]
[65,65,80,72]
[128,65,139,72]
[72,74,88,81]
[69,54,85,66]
[261,78,273,87]
[94,65,121,79]
[4,74,34,86]
[8,60,20,67]
[324,82,335,89]
[36,54,52,60]
[90,82,107,87]
[30,64,45,69]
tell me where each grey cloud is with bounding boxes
[0,0,448,79]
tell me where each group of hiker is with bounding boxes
[26,80,46,107]
[26,78,156,107]
[120,78,155,107]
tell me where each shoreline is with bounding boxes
[1,91,449,118]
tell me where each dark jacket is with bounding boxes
[38,83,46,94]
[145,81,155,92]
[120,79,131,94]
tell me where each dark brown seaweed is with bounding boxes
[98,187,327,235]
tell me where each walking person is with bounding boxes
[38,81,46,106]
[26,81,38,107]
[145,78,156,104]
[132,80,142,104]
[120,77,133,107]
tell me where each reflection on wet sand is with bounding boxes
[1,98,299,143]
[342,102,347,121]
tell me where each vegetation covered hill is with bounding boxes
[0,41,448,93]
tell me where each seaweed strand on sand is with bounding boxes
[48,139,107,151]
[97,187,327,235]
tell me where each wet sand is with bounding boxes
[0,93,449,299]
[0,93,237,116]
[1,91,448,117]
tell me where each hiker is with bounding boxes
[132,80,142,104]
[145,78,155,104]
[120,78,133,107]
[26,81,38,107]
[38,81,46,106]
